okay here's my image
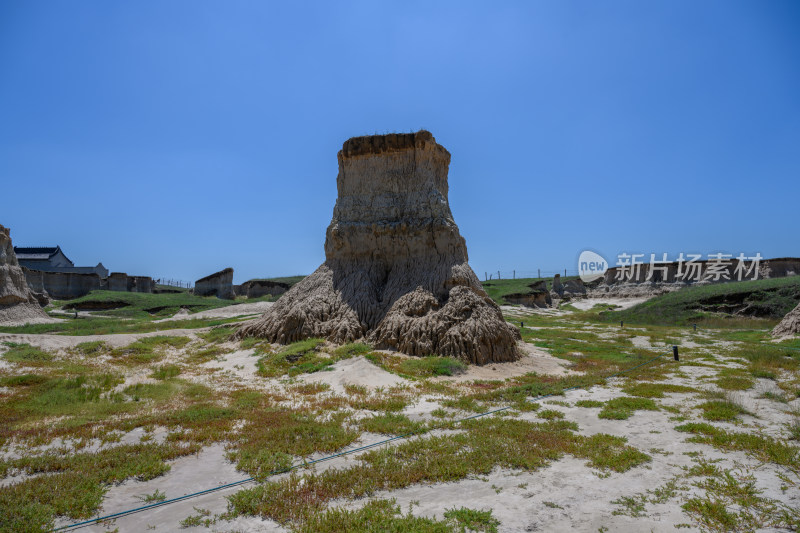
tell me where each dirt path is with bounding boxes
[0,328,209,350]
[156,301,274,322]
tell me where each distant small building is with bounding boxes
[14,246,109,278]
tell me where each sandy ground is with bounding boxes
[4,304,800,532]
[54,364,799,532]
[52,444,283,532]
[567,297,650,311]
[438,341,575,382]
[499,305,565,317]
[0,315,64,326]
[500,297,649,317]
[201,348,263,385]
[298,356,408,394]
[0,328,207,351]
[0,304,63,326]
[157,302,274,322]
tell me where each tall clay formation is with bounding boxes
[237,131,520,364]
[0,224,48,324]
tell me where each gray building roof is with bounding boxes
[14,245,109,278]
[14,246,72,263]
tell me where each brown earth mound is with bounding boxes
[0,224,49,325]
[236,131,520,364]
[772,302,800,338]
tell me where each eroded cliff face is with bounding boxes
[0,224,48,324]
[593,258,800,298]
[237,131,520,364]
[235,280,289,298]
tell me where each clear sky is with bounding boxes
[1,1,798,284]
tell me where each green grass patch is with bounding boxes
[750,367,777,380]
[473,374,601,411]
[442,506,500,533]
[349,395,409,413]
[537,409,565,420]
[399,356,467,377]
[0,374,49,387]
[230,410,357,481]
[760,390,788,403]
[228,417,649,527]
[22,374,126,417]
[675,422,799,475]
[698,399,750,421]
[124,382,178,402]
[197,326,236,344]
[358,413,426,435]
[732,343,800,373]
[789,418,800,441]
[621,382,697,398]
[0,315,241,336]
[53,290,236,319]
[682,468,800,532]
[714,375,754,391]
[256,338,332,377]
[0,441,200,530]
[110,336,191,365]
[575,399,604,408]
[1,343,53,365]
[71,341,109,356]
[299,498,499,533]
[598,397,659,420]
[187,345,227,363]
[239,336,266,350]
[151,364,181,380]
[332,342,372,358]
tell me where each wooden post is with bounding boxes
[498,270,501,280]
[513,270,515,280]
[538,268,540,279]
[673,346,679,361]
[485,272,487,281]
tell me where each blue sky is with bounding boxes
[1,1,798,284]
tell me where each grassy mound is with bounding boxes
[54,290,234,319]
[481,276,578,305]
[602,276,800,327]
[245,275,306,287]
[0,290,250,335]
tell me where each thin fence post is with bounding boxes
[497,270,501,280]
[513,270,515,280]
